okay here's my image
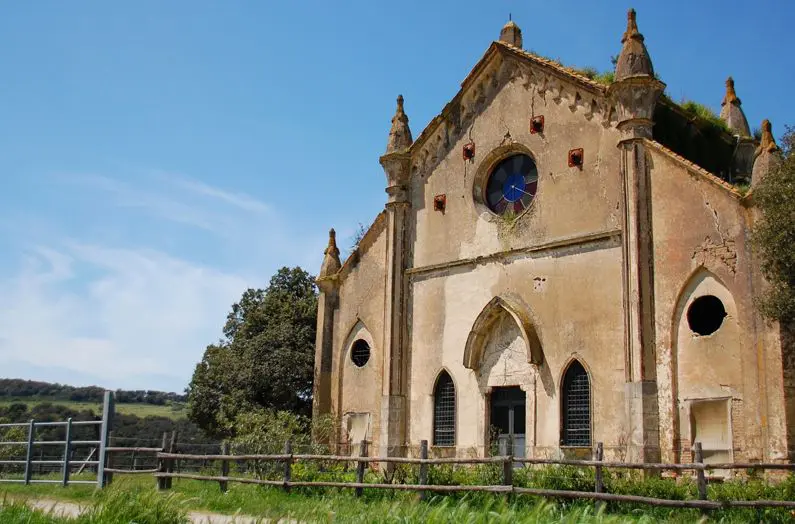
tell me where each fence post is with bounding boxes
[594,442,604,493]
[97,390,115,488]
[694,442,707,501]
[219,442,230,493]
[157,432,168,490]
[419,440,429,501]
[165,431,178,489]
[23,420,35,485]
[105,431,114,485]
[131,448,137,471]
[355,439,368,498]
[62,418,72,486]
[283,440,293,493]
[502,434,513,494]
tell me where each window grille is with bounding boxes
[561,360,591,447]
[433,371,456,446]
[350,339,370,367]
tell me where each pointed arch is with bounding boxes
[463,295,543,369]
[341,319,376,365]
[432,369,456,446]
[671,266,738,342]
[560,359,591,447]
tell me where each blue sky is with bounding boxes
[0,1,792,393]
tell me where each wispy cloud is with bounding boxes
[0,169,325,391]
[61,173,231,234]
[157,171,270,214]
[0,242,249,390]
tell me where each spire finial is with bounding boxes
[622,8,641,43]
[385,94,413,154]
[719,76,750,136]
[509,12,511,21]
[319,227,341,278]
[614,8,654,81]
[752,119,783,187]
[723,77,739,105]
[325,228,339,255]
[760,119,780,153]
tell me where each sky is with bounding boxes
[0,1,793,393]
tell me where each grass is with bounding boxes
[0,399,187,420]
[0,485,190,523]
[673,100,731,134]
[2,471,795,523]
[0,476,648,523]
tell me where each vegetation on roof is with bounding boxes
[676,99,731,133]
[517,48,743,183]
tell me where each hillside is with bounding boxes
[0,384,214,456]
[0,398,186,420]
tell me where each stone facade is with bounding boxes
[313,10,793,467]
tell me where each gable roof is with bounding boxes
[643,138,747,202]
[408,40,609,156]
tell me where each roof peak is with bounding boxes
[499,17,523,48]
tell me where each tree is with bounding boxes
[753,126,795,324]
[186,267,318,437]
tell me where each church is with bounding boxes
[312,9,793,467]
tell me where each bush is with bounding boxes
[229,408,313,480]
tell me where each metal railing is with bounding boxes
[0,390,114,487]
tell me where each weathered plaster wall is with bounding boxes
[647,145,788,462]
[399,53,633,458]
[408,244,625,457]
[409,57,623,271]
[331,223,387,453]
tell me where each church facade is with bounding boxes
[312,10,793,466]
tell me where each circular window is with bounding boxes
[350,339,371,367]
[485,154,538,215]
[687,295,727,336]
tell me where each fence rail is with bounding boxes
[153,439,795,512]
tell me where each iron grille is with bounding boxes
[433,372,456,446]
[562,361,591,447]
[350,339,371,367]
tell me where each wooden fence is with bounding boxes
[154,440,795,512]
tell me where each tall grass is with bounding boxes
[78,485,189,524]
[3,468,795,523]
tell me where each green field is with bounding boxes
[0,399,187,420]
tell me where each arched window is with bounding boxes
[433,371,456,446]
[561,360,591,447]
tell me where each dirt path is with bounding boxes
[16,498,280,523]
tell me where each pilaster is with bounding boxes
[379,151,412,458]
[312,277,338,437]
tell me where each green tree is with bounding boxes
[186,267,318,437]
[753,126,795,324]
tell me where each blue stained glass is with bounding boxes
[502,174,525,202]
